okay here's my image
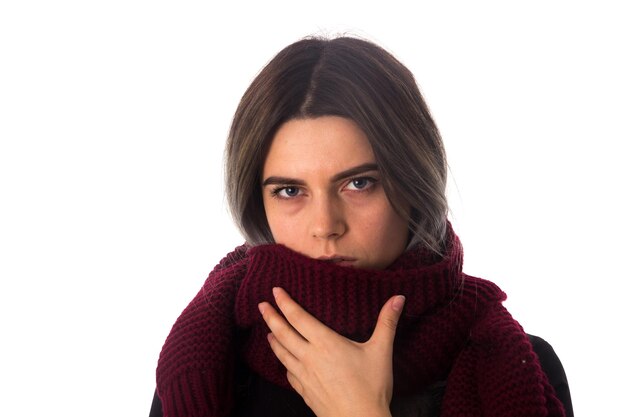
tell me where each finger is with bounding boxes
[370,295,405,348]
[286,371,304,396]
[259,301,308,358]
[272,287,335,342]
[266,332,303,375]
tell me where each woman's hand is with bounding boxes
[258,287,405,417]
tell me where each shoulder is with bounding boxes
[527,334,574,417]
[199,244,250,294]
[527,334,566,386]
[214,244,250,272]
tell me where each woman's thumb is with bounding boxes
[371,295,405,346]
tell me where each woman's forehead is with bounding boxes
[262,116,376,178]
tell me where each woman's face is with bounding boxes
[261,116,409,270]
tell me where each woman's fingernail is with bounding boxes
[272,287,280,298]
[258,303,266,314]
[392,295,405,312]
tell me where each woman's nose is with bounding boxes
[309,195,347,239]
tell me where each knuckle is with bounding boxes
[382,316,398,330]
[263,312,276,328]
[265,315,286,337]
[281,300,299,318]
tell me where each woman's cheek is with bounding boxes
[267,206,303,245]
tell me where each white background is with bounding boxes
[1,1,624,416]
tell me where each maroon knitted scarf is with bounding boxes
[156,228,565,417]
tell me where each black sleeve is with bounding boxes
[149,390,163,417]
[528,334,574,417]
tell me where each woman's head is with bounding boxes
[225,36,448,258]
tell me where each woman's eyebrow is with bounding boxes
[262,163,378,187]
[330,163,378,182]
[262,176,306,187]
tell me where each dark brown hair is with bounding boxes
[225,36,448,253]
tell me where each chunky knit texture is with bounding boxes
[156,228,565,417]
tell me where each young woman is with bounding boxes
[150,37,573,417]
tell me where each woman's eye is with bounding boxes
[274,186,300,198]
[345,177,376,191]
